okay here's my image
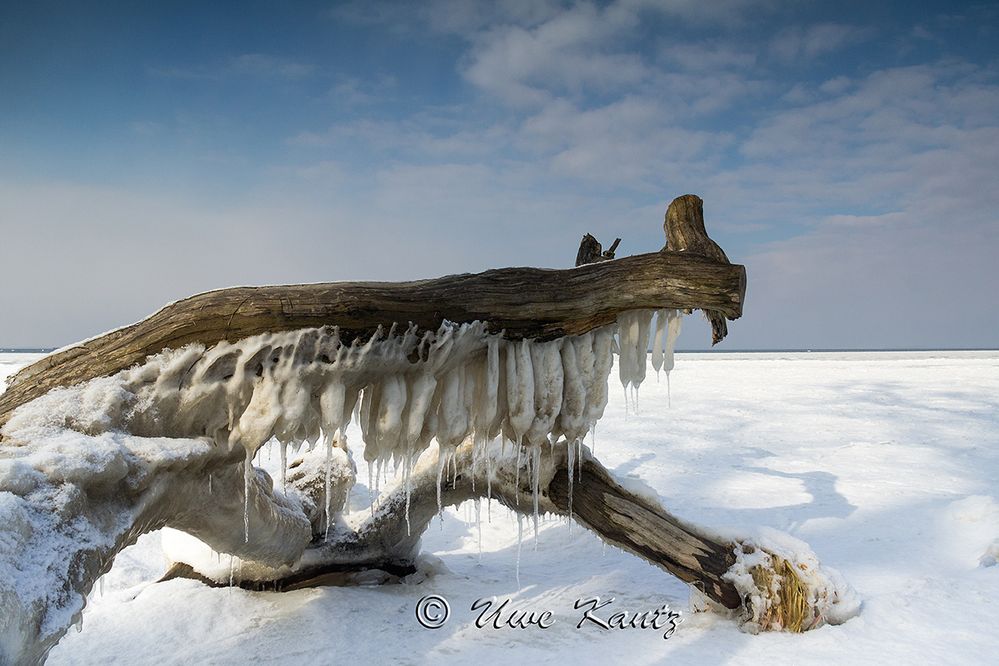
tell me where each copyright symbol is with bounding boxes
[415,594,450,629]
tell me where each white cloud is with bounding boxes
[10,0,998,349]
[461,3,650,106]
[659,41,758,73]
[769,23,871,62]
[818,75,851,95]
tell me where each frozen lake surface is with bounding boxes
[4,350,997,665]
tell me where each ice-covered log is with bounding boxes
[0,192,772,661]
[0,203,745,433]
[161,440,857,633]
[0,432,311,665]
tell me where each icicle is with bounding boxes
[475,498,482,562]
[375,374,406,464]
[437,364,471,451]
[229,554,235,588]
[664,309,682,406]
[404,442,413,536]
[243,455,252,543]
[585,327,615,429]
[486,450,493,522]
[323,429,339,541]
[506,339,535,446]
[514,441,523,504]
[651,309,666,378]
[634,310,653,392]
[525,340,563,445]
[208,473,212,495]
[279,441,287,493]
[406,371,437,453]
[618,312,638,391]
[556,337,587,444]
[516,513,524,589]
[470,435,478,494]
[664,309,682,376]
[566,438,575,531]
[436,448,447,516]
[367,463,375,520]
[532,444,541,549]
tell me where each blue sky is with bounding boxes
[1,0,997,349]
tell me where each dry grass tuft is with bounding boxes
[750,555,815,632]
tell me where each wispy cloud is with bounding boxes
[4,0,998,348]
[769,23,873,62]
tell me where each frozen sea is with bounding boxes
[3,350,998,665]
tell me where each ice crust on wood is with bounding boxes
[3,309,682,477]
[0,310,692,661]
[0,310,684,663]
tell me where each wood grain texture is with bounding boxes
[549,458,742,609]
[0,250,745,432]
[157,442,744,610]
[663,194,736,344]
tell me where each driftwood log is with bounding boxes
[158,442,742,610]
[5,194,847,666]
[0,197,743,433]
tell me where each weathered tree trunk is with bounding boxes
[549,458,742,608]
[6,193,849,666]
[663,194,736,344]
[159,440,744,611]
[0,250,744,434]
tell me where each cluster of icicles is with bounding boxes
[216,306,683,542]
[10,308,681,547]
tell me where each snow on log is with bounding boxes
[1,194,858,666]
[160,440,859,633]
[0,194,744,433]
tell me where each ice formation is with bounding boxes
[2,308,685,553]
[0,308,684,663]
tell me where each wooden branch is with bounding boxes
[575,233,605,266]
[164,442,744,612]
[575,235,621,266]
[0,250,745,432]
[663,194,737,344]
[548,458,741,609]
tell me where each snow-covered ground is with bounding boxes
[5,350,998,664]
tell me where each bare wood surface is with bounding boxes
[0,251,745,432]
[663,194,735,344]
[575,235,622,266]
[575,233,604,266]
[549,459,741,609]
